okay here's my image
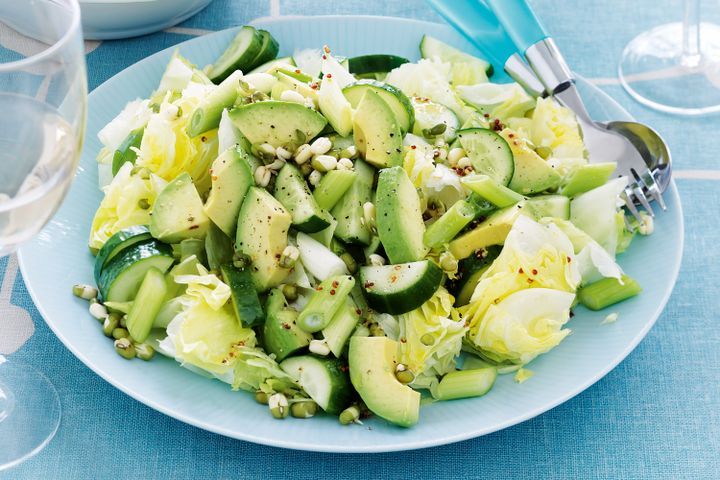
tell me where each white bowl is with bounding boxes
[79,0,213,40]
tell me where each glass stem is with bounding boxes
[682,0,702,67]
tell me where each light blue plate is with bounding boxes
[19,16,683,453]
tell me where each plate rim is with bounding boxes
[18,14,685,453]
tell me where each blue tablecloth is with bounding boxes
[3,0,720,478]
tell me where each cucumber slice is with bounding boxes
[450,245,501,306]
[280,355,352,414]
[524,195,571,220]
[220,264,264,327]
[331,159,374,245]
[248,56,295,75]
[360,260,443,315]
[457,128,514,186]
[248,29,279,71]
[205,223,234,271]
[274,163,331,233]
[313,169,357,211]
[347,54,409,76]
[93,225,152,284]
[263,289,311,361]
[411,97,459,143]
[126,267,167,343]
[322,297,361,357]
[111,127,144,176]
[98,240,174,302]
[420,35,492,80]
[342,80,414,134]
[229,101,327,149]
[208,26,263,83]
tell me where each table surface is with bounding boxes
[2,1,719,478]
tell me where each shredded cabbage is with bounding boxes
[88,162,167,249]
[398,287,467,384]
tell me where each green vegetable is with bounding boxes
[578,275,642,310]
[297,275,355,333]
[423,200,476,249]
[435,368,497,400]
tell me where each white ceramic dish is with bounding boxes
[79,0,213,40]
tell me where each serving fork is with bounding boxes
[426,0,671,223]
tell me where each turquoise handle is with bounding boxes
[485,0,548,53]
[425,0,518,67]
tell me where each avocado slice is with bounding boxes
[501,129,562,195]
[229,101,327,149]
[448,203,523,259]
[150,173,209,243]
[235,186,292,291]
[349,336,420,428]
[203,146,254,237]
[353,89,403,168]
[263,289,312,361]
[376,166,428,264]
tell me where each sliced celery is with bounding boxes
[577,274,642,310]
[313,169,357,211]
[560,162,616,197]
[435,367,497,400]
[462,174,524,208]
[423,200,476,248]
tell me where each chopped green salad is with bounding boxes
[76,26,652,427]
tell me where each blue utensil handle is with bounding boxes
[425,0,517,66]
[485,0,548,53]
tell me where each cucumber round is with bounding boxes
[359,260,443,315]
[280,355,352,414]
[248,30,279,71]
[342,80,414,134]
[411,97,459,143]
[98,240,174,302]
[274,163,331,233]
[93,226,152,284]
[457,128,514,186]
[450,245,501,306]
[208,26,263,83]
[347,54,409,76]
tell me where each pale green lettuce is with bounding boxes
[398,287,468,384]
[461,216,580,364]
[570,177,628,256]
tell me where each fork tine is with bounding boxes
[642,171,667,211]
[622,190,643,224]
[633,184,655,217]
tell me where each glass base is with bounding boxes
[619,22,720,115]
[0,360,61,471]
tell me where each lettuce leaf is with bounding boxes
[398,287,467,383]
[457,82,535,120]
[386,58,475,123]
[570,177,628,256]
[88,162,167,249]
[461,216,580,364]
[232,346,297,392]
[158,265,257,381]
[97,99,152,155]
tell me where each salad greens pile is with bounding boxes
[76,25,651,427]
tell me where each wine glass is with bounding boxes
[0,0,87,470]
[619,0,720,115]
